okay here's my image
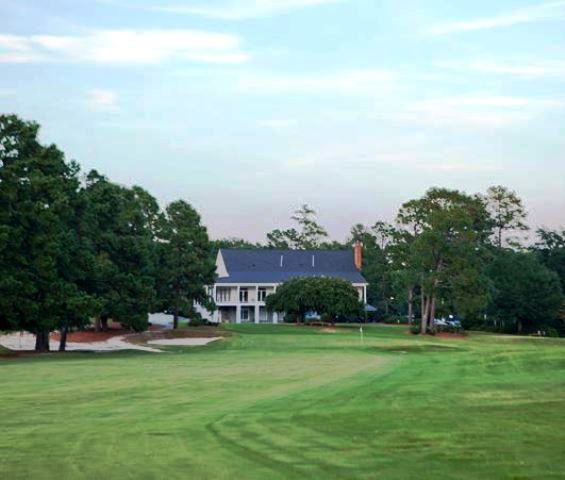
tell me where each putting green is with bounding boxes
[1,325,564,479]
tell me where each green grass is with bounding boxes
[1,325,564,479]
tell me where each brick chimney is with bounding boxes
[353,240,363,271]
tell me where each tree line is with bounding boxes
[218,188,565,336]
[0,115,216,351]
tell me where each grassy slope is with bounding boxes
[0,325,564,480]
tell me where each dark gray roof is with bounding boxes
[217,249,367,284]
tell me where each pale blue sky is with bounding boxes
[1,0,564,240]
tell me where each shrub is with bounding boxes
[542,326,559,337]
[188,312,207,327]
[382,315,410,325]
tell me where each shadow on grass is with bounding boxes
[373,344,465,354]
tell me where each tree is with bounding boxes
[265,276,362,323]
[349,223,370,243]
[266,228,300,249]
[534,228,565,290]
[80,171,158,332]
[209,237,262,270]
[487,250,563,333]
[372,221,396,250]
[484,185,528,248]
[0,115,96,351]
[55,191,101,351]
[156,200,216,329]
[292,204,329,248]
[347,223,397,318]
[211,237,261,252]
[397,188,491,334]
[386,228,419,323]
[266,204,328,249]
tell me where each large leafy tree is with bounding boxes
[347,223,397,317]
[487,250,563,333]
[265,276,362,323]
[0,115,96,351]
[156,200,216,329]
[534,228,565,290]
[483,185,529,248]
[532,228,565,332]
[397,188,491,333]
[267,204,328,249]
[80,171,158,332]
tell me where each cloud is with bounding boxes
[437,59,565,79]
[86,89,119,111]
[259,119,292,129]
[390,95,561,129]
[284,156,318,169]
[428,1,565,35]
[280,146,501,175]
[425,162,499,173]
[0,30,250,65]
[153,0,343,20]
[423,96,532,108]
[236,69,395,94]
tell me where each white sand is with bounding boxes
[0,332,222,352]
[0,332,162,353]
[147,337,221,346]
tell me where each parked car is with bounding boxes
[446,318,462,328]
[433,315,462,329]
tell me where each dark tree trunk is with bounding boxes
[429,295,437,333]
[94,317,101,332]
[407,287,414,324]
[173,308,179,330]
[59,325,68,352]
[100,315,109,331]
[35,329,50,352]
[421,295,429,335]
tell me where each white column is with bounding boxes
[273,312,278,324]
[212,285,217,323]
[236,304,242,324]
[255,305,260,324]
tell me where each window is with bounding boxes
[239,288,248,303]
[216,287,231,302]
[241,307,251,322]
[257,287,267,302]
[259,308,269,323]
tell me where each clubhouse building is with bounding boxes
[199,243,368,324]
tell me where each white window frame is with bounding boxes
[239,288,249,303]
[257,287,267,302]
[216,287,231,303]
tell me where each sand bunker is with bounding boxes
[0,332,162,353]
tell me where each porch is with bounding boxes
[216,306,279,324]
